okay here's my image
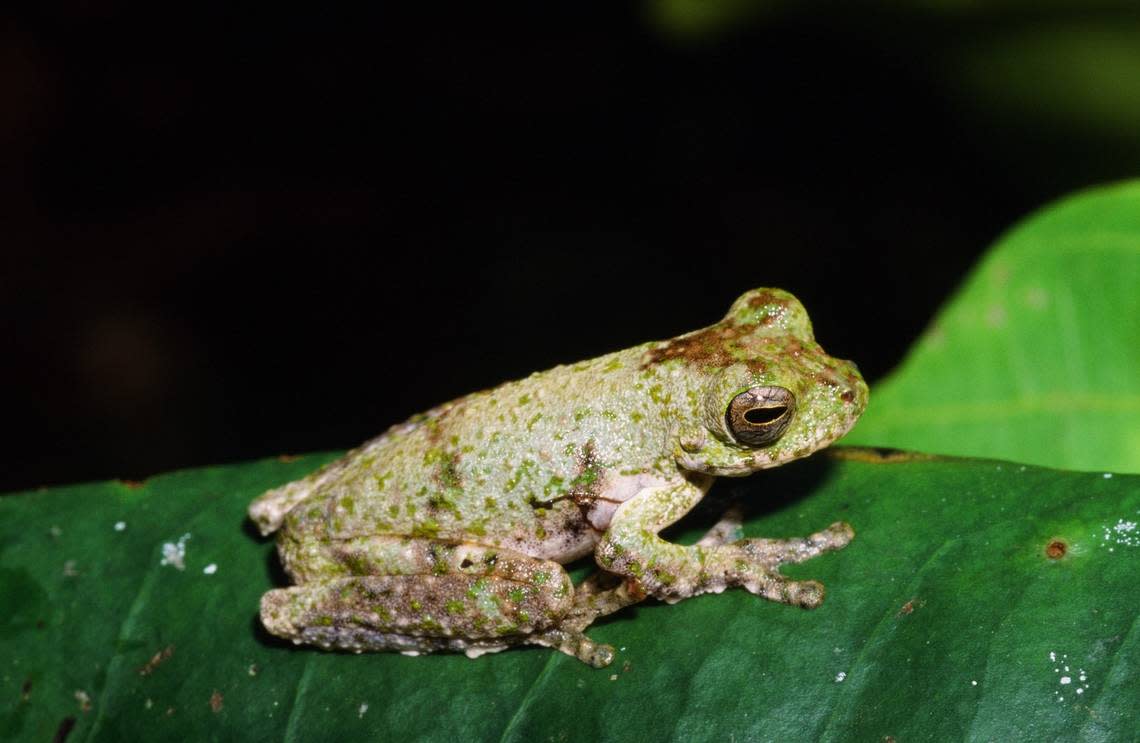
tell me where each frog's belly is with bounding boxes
[513,472,675,563]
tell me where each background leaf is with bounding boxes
[845,180,1140,473]
[2,452,1137,741]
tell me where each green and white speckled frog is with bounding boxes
[249,288,867,667]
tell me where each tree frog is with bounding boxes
[249,288,867,667]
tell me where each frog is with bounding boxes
[249,288,868,667]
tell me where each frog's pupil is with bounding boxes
[744,406,787,425]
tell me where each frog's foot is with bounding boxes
[694,504,745,548]
[529,628,615,668]
[710,521,854,609]
[736,521,854,566]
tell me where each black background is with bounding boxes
[3,5,1134,492]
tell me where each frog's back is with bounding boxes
[267,342,680,560]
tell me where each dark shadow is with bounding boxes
[250,614,294,650]
[240,515,291,587]
[662,453,840,545]
[263,542,290,588]
[242,516,270,543]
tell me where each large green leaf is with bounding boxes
[3,452,1137,741]
[846,180,1140,473]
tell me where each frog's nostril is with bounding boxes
[841,389,856,404]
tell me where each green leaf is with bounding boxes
[3,452,1138,741]
[846,180,1140,473]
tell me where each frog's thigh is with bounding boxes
[282,534,570,585]
[261,571,566,656]
[265,538,581,649]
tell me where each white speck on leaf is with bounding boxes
[1061,676,1071,685]
[203,563,217,575]
[358,702,369,718]
[114,521,126,532]
[835,671,847,682]
[1099,519,1139,548]
[1104,473,1113,479]
[971,680,978,686]
[160,533,192,570]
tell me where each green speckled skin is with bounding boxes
[250,289,867,667]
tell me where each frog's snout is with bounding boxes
[837,360,870,416]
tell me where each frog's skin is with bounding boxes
[249,288,867,667]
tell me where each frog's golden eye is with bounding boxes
[725,386,796,447]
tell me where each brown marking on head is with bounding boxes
[640,322,766,372]
[815,369,842,389]
[747,289,792,314]
[1045,539,1067,559]
[209,690,224,714]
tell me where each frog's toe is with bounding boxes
[531,628,616,668]
[785,579,826,608]
[742,574,826,608]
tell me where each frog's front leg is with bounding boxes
[595,478,853,608]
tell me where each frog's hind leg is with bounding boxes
[260,573,542,657]
[260,538,617,667]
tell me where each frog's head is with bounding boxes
[668,288,868,476]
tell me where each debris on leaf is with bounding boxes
[139,645,175,676]
[160,533,192,570]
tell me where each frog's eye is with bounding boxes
[725,386,796,447]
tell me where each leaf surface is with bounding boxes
[847,181,1140,473]
[2,452,1137,741]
